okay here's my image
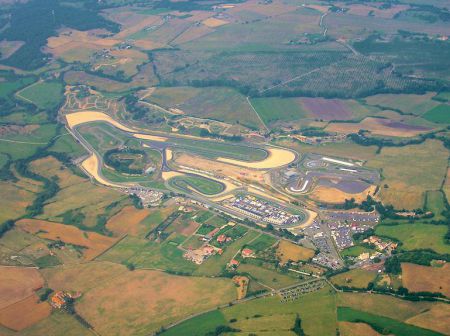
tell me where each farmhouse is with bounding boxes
[242,248,254,258]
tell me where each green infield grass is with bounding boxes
[169,175,225,195]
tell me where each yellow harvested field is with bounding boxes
[276,240,315,263]
[76,270,235,336]
[66,111,135,132]
[202,17,229,27]
[161,171,185,181]
[114,15,162,40]
[82,153,122,188]
[133,39,166,50]
[106,206,152,236]
[402,263,450,297]
[406,303,450,335]
[309,185,376,204]
[336,292,433,321]
[326,117,431,137]
[0,180,37,223]
[46,29,120,59]
[133,133,167,142]
[16,219,118,260]
[338,322,382,336]
[0,295,51,331]
[217,147,296,169]
[331,269,377,289]
[0,267,44,310]
[42,262,127,292]
[227,0,297,16]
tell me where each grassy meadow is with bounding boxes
[375,223,450,254]
[367,140,449,209]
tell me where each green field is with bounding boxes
[245,233,278,252]
[169,175,225,195]
[425,190,447,221]
[161,310,226,336]
[0,73,35,101]
[147,86,263,129]
[0,123,58,159]
[365,93,440,116]
[129,239,198,274]
[423,104,450,123]
[163,287,337,336]
[16,80,64,110]
[238,262,299,290]
[0,111,48,125]
[250,97,309,125]
[331,269,376,289]
[49,133,86,158]
[194,210,215,224]
[434,91,450,102]
[341,245,376,258]
[375,223,450,254]
[337,307,442,336]
[194,230,259,276]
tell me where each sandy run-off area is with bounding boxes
[217,147,296,169]
[82,153,123,188]
[66,111,167,142]
[66,111,135,132]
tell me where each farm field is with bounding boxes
[401,263,450,297]
[0,123,58,160]
[146,86,262,129]
[194,230,260,276]
[18,311,94,336]
[330,269,377,289]
[423,104,450,123]
[16,81,64,110]
[375,223,450,254]
[76,270,236,336]
[237,262,300,290]
[325,116,432,137]
[341,245,376,258]
[337,307,442,336]
[276,240,315,263]
[367,140,449,209]
[163,287,337,336]
[364,92,440,116]
[250,97,310,125]
[405,304,450,335]
[425,190,447,221]
[1,0,450,333]
[0,177,39,223]
[16,218,119,260]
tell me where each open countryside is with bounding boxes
[0,0,449,335]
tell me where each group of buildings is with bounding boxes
[225,196,300,226]
[122,186,163,207]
